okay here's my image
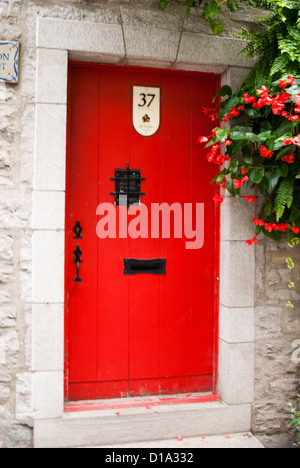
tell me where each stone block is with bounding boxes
[32,304,64,372]
[32,231,64,303]
[220,240,255,308]
[3,424,32,449]
[218,339,254,405]
[221,196,257,241]
[0,304,16,327]
[120,7,182,31]
[219,305,255,344]
[36,49,68,104]
[33,191,65,231]
[33,371,64,420]
[16,373,32,421]
[124,27,180,65]
[37,18,125,58]
[177,33,256,68]
[34,103,67,191]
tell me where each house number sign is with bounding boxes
[133,86,160,137]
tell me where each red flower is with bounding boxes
[206,144,229,165]
[259,145,273,159]
[198,136,209,144]
[279,79,287,90]
[233,179,243,189]
[283,136,300,146]
[281,154,294,164]
[253,218,265,226]
[243,93,256,104]
[233,175,249,189]
[287,75,294,85]
[221,177,227,189]
[257,85,270,96]
[291,227,300,234]
[213,193,223,204]
[295,94,300,106]
[264,222,288,233]
[244,196,257,203]
[287,115,299,122]
[246,235,259,245]
[272,101,285,115]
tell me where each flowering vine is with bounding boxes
[198,75,300,248]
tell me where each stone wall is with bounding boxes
[0,0,298,448]
[253,237,300,448]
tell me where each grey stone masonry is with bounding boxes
[0,0,298,449]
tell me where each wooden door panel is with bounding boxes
[66,64,219,401]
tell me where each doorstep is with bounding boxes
[90,432,264,449]
[34,393,252,448]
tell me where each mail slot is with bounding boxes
[124,258,166,275]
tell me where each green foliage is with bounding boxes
[275,176,294,221]
[158,1,300,95]
[290,396,300,447]
[199,77,300,245]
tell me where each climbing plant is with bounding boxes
[159,0,300,244]
[159,1,300,92]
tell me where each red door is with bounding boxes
[65,63,220,401]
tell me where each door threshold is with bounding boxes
[64,392,221,413]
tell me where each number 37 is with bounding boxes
[138,93,156,108]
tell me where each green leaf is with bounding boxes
[260,121,272,131]
[276,145,296,160]
[242,146,253,164]
[203,0,220,22]
[275,119,296,138]
[211,21,224,35]
[218,96,238,118]
[262,227,282,242]
[226,178,239,197]
[245,107,261,118]
[215,85,232,97]
[289,282,295,288]
[259,199,273,218]
[231,130,245,140]
[296,173,300,179]
[227,0,239,12]
[229,159,239,174]
[250,167,265,184]
[265,168,281,192]
[258,130,272,141]
[216,128,229,142]
[279,163,289,178]
[245,132,262,142]
[158,0,171,11]
[275,177,294,221]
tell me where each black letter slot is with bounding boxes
[124,259,166,275]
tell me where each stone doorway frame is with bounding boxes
[32,17,256,446]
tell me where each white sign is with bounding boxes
[0,42,19,83]
[133,86,160,137]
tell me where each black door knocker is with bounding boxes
[73,245,83,282]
